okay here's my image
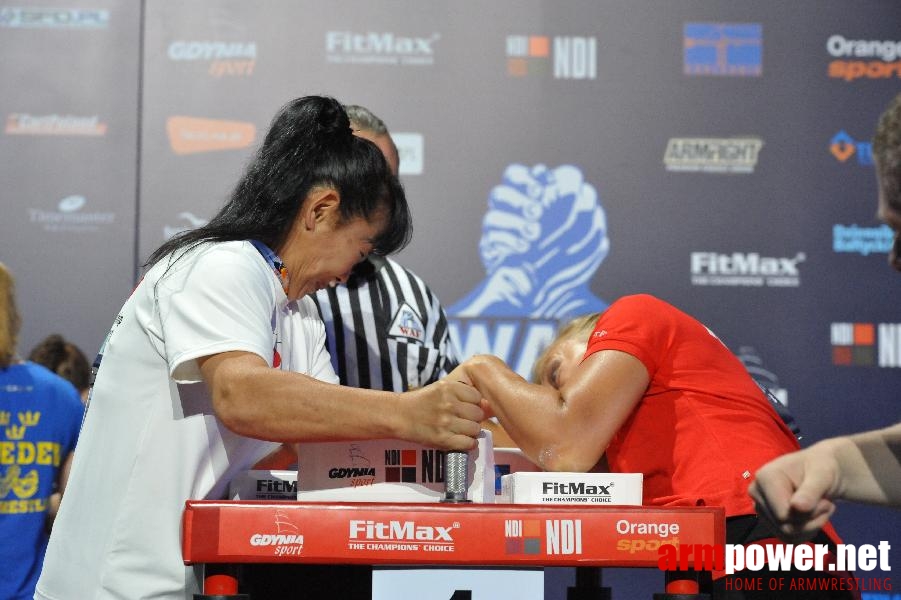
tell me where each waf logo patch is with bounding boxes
[388,303,424,341]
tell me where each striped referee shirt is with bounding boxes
[312,256,460,391]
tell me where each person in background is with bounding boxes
[27,334,91,404]
[454,293,859,599]
[0,262,84,600]
[34,96,483,600]
[749,92,901,541]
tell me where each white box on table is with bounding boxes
[295,429,495,503]
[500,471,643,505]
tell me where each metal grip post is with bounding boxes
[441,451,471,503]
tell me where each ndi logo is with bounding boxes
[684,23,762,76]
[504,519,542,555]
[506,35,597,79]
[832,322,901,367]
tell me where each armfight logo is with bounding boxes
[690,252,805,287]
[664,137,763,174]
[831,322,901,368]
[447,164,609,378]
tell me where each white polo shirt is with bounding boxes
[36,241,337,600]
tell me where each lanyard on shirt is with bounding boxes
[249,240,289,295]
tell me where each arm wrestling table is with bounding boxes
[182,500,725,599]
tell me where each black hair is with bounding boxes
[28,333,91,393]
[145,95,411,268]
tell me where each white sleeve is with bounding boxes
[154,244,277,383]
[288,297,339,385]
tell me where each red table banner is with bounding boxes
[183,501,725,568]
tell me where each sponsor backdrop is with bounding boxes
[1,1,899,597]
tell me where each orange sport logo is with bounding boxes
[166,116,255,155]
[827,34,901,81]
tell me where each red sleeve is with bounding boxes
[583,294,671,376]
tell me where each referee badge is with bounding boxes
[388,302,425,341]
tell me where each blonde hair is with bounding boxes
[531,312,602,383]
[0,262,21,369]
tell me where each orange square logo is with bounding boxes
[853,323,875,345]
[529,36,550,57]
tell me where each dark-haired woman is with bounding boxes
[28,334,91,403]
[35,96,483,600]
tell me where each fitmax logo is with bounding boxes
[691,252,805,287]
[326,31,438,66]
[543,481,613,495]
[349,520,455,542]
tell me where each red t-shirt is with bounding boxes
[584,294,801,518]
